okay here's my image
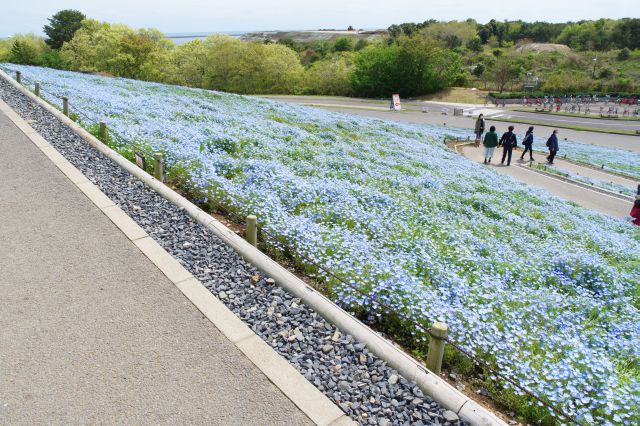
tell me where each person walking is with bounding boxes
[474,114,485,147]
[499,125,517,166]
[482,125,499,164]
[546,129,559,164]
[520,126,535,161]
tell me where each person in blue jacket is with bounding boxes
[546,130,559,164]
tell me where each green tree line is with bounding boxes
[0,10,461,97]
[1,11,638,97]
[389,18,640,51]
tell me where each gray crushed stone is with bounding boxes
[0,77,466,426]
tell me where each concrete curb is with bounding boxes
[0,96,351,426]
[1,70,506,426]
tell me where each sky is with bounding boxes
[2,0,639,37]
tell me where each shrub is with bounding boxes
[617,47,631,60]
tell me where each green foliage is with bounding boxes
[305,53,354,96]
[198,35,304,94]
[43,9,86,49]
[60,20,175,79]
[611,18,640,50]
[617,48,631,61]
[3,34,51,65]
[487,56,521,93]
[350,37,462,97]
[9,39,41,65]
[332,36,355,52]
[466,36,483,53]
[472,62,485,77]
[421,20,477,49]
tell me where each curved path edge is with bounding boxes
[0,70,505,426]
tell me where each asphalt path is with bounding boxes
[497,109,640,131]
[460,145,632,218]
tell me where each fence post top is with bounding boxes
[154,152,163,159]
[246,214,257,220]
[430,322,448,338]
[62,96,68,100]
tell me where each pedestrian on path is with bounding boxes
[630,194,640,226]
[546,130,559,164]
[474,114,485,147]
[499,125,517,166]
[520,126,535,161]
[482,125,498,164]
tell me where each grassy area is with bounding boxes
[417,87,488,104]
[512,108,640,121]
[490,116,640,136]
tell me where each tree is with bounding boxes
[488,57,520,92]
[4,34,50,65]
[333,37,355,52]
[350,37,462,98]
[466,36,483,53]
[9,39,41,65]
[43,9,86,49]
[305,53,354,96]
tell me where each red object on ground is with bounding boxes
[631,206,640,226]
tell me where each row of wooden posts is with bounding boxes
[15,68,450,376]
[243,212,450,374]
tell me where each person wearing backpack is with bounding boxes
[520,126,535,161]
[546,129,559,164]
[482,125,499,164]
[499,125,517,166]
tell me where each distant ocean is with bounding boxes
[165,31,250,45]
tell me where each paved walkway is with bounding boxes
[0,109,311,424]
[460,145,632,218]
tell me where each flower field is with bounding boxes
[2,64,639,425]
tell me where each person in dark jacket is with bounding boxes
[474,114,485,146]
[546,130,559,164]
[482,125,499,164]
[499,125,517,166]
[520,126,535,161]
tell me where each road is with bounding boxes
[495,109,640,131]
[264,95,640,152]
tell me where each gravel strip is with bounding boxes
[0,78,466,426]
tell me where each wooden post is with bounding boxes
[34,81,40,97]
[15,71,21,83]
[62,96,69,116]
[426,322,448,375]
[99,121,108,140]
[154,152,164,182]
[246,215,257,247]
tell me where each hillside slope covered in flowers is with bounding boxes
[2,64,638,424]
